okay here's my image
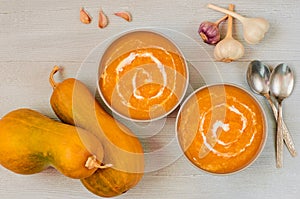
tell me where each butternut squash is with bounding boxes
[49,66,144,197]
[0,108,105,179]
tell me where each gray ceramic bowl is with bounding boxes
[176,83,268,175]
[97,29,189,122]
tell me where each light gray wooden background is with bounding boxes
[0,0,299,198]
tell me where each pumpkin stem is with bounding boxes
[85,155,113,170]
[49,66,60,89]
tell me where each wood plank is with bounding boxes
[0,0,300,198]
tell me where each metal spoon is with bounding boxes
[246,60,296,158]
[270,63,295,168]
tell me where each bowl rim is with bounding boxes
[175,82,268,175]
[97,28,190,123]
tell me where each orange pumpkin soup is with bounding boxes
[99,47,187,120]
[177,84,266,174]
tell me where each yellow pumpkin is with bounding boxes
[49,66,144,197]
[0,108,104,179]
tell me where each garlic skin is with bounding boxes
[214,37,245,62]
[243,18,270,44]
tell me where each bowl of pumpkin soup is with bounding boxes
[176,84,267,174]
[98,30,189,122]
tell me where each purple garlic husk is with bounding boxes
[198,21,221,45]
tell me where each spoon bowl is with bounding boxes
[246,60,271,95]
[270,63,295,101]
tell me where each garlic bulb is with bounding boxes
[242,18,269,44]
[198,15,227,45]
[208,4,270,44]
[214,39,244,62]
[214,4,244,62]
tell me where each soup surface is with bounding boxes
[100,47,187,120]
[177,84,266,174]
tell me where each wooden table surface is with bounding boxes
[1,0,299,198]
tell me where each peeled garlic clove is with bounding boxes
[214,37,245,62]
[98,9,108,28]
[80,7,91,24]
[114,11,132,22]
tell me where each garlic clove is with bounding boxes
[98,9,108,29]
[114,11,132,22]
[80,7,92,24]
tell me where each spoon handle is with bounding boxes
[282,125,297,157]
[266,97,297,157]
[276,102,284,168]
